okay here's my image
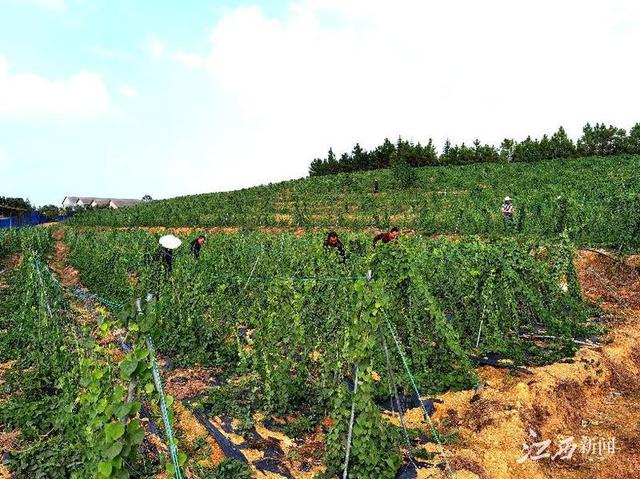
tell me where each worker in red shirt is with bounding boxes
[324,231,346,262]
[373,227,400,246]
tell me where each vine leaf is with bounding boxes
[98,462,112,477]
[105,422,125,441]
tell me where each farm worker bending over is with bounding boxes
[373,227,400,247]
[190,235,206,259]
[157,234,181,274]
[137,234,182,312]
[324,231,346,262]
[501,196,514,225]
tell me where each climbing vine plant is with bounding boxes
[325,278,402,479]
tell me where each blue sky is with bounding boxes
[1,0,639,206]
[1,0,286,205]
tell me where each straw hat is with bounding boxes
[504,196,512,202]
[159,234,182,249]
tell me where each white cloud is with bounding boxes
[145,33,165,59]
[83,44,133,62]
[182,0,640,191]
[0,55,111,120]
[173,50,206,69]
[119,84,138,98]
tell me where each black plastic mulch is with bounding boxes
[254,457,294,478]
[191,409,248,464]
[394,459,437,479]
[377,392,442,417]
[469,353,533,374]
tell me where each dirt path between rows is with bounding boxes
[49,229,80,286]
[46,229,231,478]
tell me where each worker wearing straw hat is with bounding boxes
[137,234,182,313]
[501,196,514,227]
[158,234,182,273]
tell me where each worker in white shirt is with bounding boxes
[501,196,514,227]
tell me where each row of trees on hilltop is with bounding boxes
[0,196,33,212]
[309,138,439,175]
[308,122,640,176]
[0,196,68,222]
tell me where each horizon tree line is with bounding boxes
[308,122,640,176]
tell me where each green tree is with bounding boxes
[442,142,476,165]
[442,138,451,156]
[473,139,499,163]
[539,134,552,159]
[326,147,339,174]
[371,138,395,169]
[407,139,438,166]
[577,123,627,156]
[499,138,515,162]
[339,152,353,173]
[548,126,576,159]
[513,136,543,162]
[309,157,325,176]
[38,204,62,221]
[352,143,370,171]
[0,196,32,212]
[626,123,640,154]
[390,151,417,188]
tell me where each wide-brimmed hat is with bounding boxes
[504,196,512,202]
[159,234,182,249]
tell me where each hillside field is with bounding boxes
[70,155,640,251]
[1,155,639,479]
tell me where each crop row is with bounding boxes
[68,155,640,251]
[65,229,595,395]
[0,226,600,478]
[0,230,190,478]
[61,228,600,476]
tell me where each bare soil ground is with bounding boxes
[0,254,21,291]
[164,367,220,401]
[50,228,79,286]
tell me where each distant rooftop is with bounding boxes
[62,196,144,208]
